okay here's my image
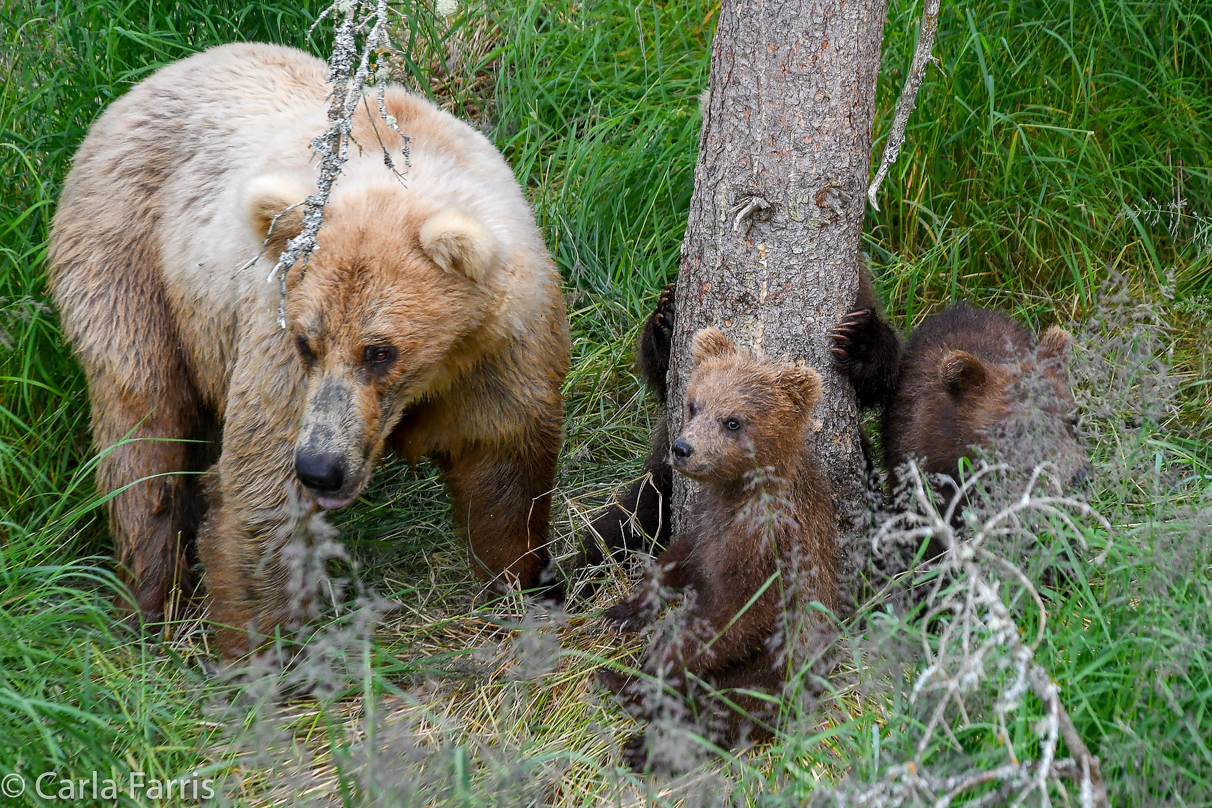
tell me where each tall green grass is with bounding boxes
[0,0,1209,804]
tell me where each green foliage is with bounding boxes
[0,0,1209,804]
[870,0,1212,313]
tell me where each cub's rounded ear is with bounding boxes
[241,172,313,253]
[1036,325,1072,370]
[940,350,987,393]
[419,208,499,283]
[780,364,822,411]
[691,327,736,366]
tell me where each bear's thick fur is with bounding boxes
[49,43,570,658]
[598,328,841,767]
[831,302,1086,506]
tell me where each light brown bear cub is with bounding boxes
[599,328,841,769]
[49,43,569,658]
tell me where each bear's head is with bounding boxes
[670,328,822,488]
[926,325,1088,489]
[242,172,506,509]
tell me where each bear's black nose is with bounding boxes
[671,439,694,460]
[1069,466,1091,490]
[295,451,346,493]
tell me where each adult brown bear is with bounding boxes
[49,43,570,658]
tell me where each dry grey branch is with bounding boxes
[267,0,402,328]
[867,0,941,211]
[832,461,1110,808]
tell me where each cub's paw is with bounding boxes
[602,597,654,633]
[652,282,676,336]
[622,731,650,771]
[829,308,876,371]
[595,666,633,695]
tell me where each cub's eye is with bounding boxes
[687,401,698,418]
[362,344,398,369]
[295,334,317,366]
[1065,411,1080,434]
[725,418,742,432]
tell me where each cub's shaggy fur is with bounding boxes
[599,328,841,768]
[49,43,569,658]
[831,302,1086,504]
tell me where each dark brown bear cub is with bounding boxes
[831,302,1087,508]
[599,328,842,770]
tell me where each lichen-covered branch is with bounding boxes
[267,0,403,328]
[867,0,940,212]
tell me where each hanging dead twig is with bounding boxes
[867,0,941,212]
[267,0,409,328]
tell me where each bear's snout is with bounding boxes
[295,450,347,494]
[671,439,695,460]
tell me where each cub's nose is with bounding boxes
[671,439,695,460]
[1069,465,1091,490]
[295,451,346,493]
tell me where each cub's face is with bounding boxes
[936,326,1088,488]
[671,328,821,486]
[244,175,501,509]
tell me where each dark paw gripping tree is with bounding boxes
[669,0,890,534]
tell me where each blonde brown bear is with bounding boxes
[49,43,570,658]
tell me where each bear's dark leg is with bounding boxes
[438,421,562,599]
[829,267,901,411]
[691,660,782,751]
[52,233,211,623]
[636,282,676,403]
[579,284,677,572]
[581,415,672,571]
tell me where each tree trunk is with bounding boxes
[670,0,888,537]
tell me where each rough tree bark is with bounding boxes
[670,0,889,541]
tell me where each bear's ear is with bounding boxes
[691,327,736,366]
[241,172,313,253]
[940,350,987,393]
[1036,325,1071,372]
[779,364,822,411]
[419,208,500,283]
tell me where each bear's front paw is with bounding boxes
[829,308,877,370]
[652,282,676,336]
[602,597,654,633]
[621,731,650,771]
[595,666,633,695]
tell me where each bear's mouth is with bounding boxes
[316,493,356,510]
[311,474,369,511]
[670,454,708,480]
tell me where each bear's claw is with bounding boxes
[829,308,875,366]
[653,282,676,334]
[602,597,653,633]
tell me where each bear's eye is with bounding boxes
[296,334,317,367]
[362,344,398,370]
[1065,411,1079,435]
[687,400,698,418]
[725,417,742,432]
